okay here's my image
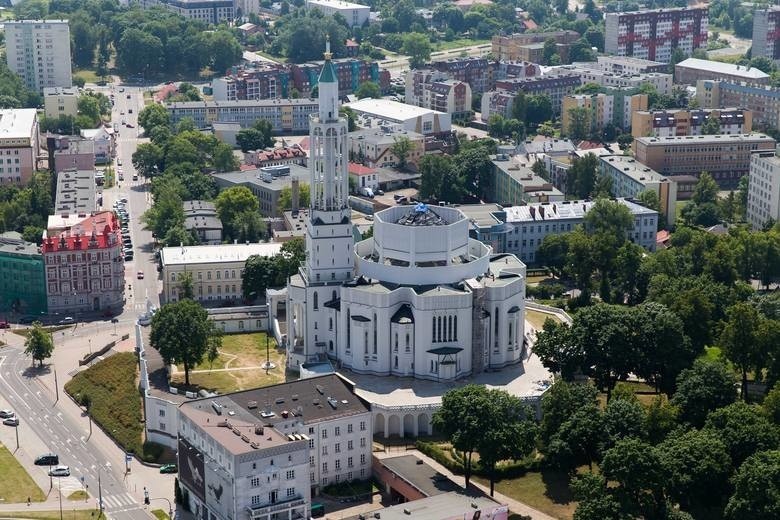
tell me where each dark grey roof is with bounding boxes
[391,304,414,324]
[396,203,445,226]
[378,455,463,497]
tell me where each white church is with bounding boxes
[284,43,528,383]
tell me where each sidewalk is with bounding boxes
[375,449,557,520]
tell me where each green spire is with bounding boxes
[319,35,336,84]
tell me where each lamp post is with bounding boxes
[58,474,63,520]
[150,497,174,519]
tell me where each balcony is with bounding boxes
[247,497,306,520]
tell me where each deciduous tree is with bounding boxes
[24,322,54,367]
[671,359,737,427]
[725,450,780,520]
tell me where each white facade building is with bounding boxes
[747,151,780,230]
[344,98,451,135]
[306,0,370,27]
[43,87,79,119]
[5,20,72,92]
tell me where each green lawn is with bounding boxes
[12,325,71,338]
[151,510,170,520]
[0,443,46,503]
[432,38,490,52]
[0,512,104,520]
[192,332,277,370]
[526,309,563,331]
[64,352,163,462]
[73,69,101,84]
[67,490,88,501]
[675,200,689,222]
[474,469,581,520]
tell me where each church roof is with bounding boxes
[428,346,463,355]
[319,59,337,84]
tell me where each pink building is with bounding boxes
[0,108,40,186]
[42,211,125,314]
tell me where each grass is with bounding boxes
[527,275,553,284]
[526,309,563,331]
[432,38,490,52]
[12,325,71,338]
[192,332,277,370]
[675,200,689,222]
[73,69,101,84]
[67,490,88,501]
[0,512,105,520]
[151,510,170,520]
[322,479,378,497]
[475,468,581,520]
[64,352,164,462]
[0,442,46,503]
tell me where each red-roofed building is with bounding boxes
[42,211,125,314]
[155,84,179,103]
[244,145,307,168]
[345,39,359,57]
[522,19,538,31]
[348,162,378,192]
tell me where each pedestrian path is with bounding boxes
[101,492,137,510]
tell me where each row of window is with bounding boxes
[318,422,367,438]
[321,454,367,473]
[316,469,366,486]
[317,438,367,454]
[171,269,242,282]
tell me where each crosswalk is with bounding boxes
[101,492,137,510]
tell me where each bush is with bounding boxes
[415,441,540,480]
[527,283,566,299]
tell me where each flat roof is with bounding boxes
[0,231,39,256]
[636,133,775,145]
[504,197,656,223]
[166,99,318,109]
[160,242,283,266]
[676,58,770,80]
[458,203,504,227]
[43,87,79,97]
[0,109,37,139]
[54,169,96,215]
[307,0,369,9]
[600,155,671,183]
[345,99,446,121]
[348,128,424,146]
[213,164,309,192]
[344,492,505,520]
[378,455,463,497]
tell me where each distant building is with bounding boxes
[492,156,564,206]
[481,73,581,122]
[605,7,708,62]
[50,137,95,174]
[599,155,677,225]
[747,151,780,230]
[183,200,222,245]
[405,70,472,117]
[306,0,370,27]
[213,164,309,217]
[590,56,668,74]
[491,31,580,63]
[244,146,307,168]
[138,0,234,24]
[42,211,124,314]
[561,64,673,96]
[166,99,320,133]
[753,7,780,63]
[631,107,752,138]
[561,92,648,136]
[0,108,40,186]
[348,162,378,192]
[290,59,389,98]
[348,128,425,170]
[43,87,79,119]
[4,20,72,92]
[160,242,283,304]
[696,80,780,129]
[675,58,770,86]
[212,65,290,101]
[634,133,776,188]
[0,232,46,315]
[344,99,451,135]
[429,57,494,94]
[79,126,114,165]
[53,169,96,216]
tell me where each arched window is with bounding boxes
[454,315,458,341]
[406,333,410,352]
[448,316,453,341]
[329,318,333,330]
[313,292,318,310]
[346,310,351,351]
[394,356,398,369]
[432,316,436,342]
[364,330,369,354]
[373,314,377,355]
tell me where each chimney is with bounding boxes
[291,178,300,214]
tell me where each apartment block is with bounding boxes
[306,0,370,27]
[0,231,47,315]
[480,73,581,122]
[53,168,96,215]
[492,31,580,63]
[290,59,389,98]
[605,7,708,62]
[138,0,234,24]
[633,133,776,188]
[429,57,493,94]
[591,56,668,74]
[4,20,72,92]
[747,151,780,230]
[675,58,769,86]
[562,92,648,135]
[753,7,780,63]
[0,108,40,187]
[599,155,677,225]
[562,63,672,95]
[405,70,472,116]
[348,128,425,170]
[697,80,780,129]
[183,200,222,245]
[211,65,290,101]
[492,156,564,206]
[43,87,79,119]
[165,99,319,133]
[631,108,752,138]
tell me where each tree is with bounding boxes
[132,142,164,177]
[390,136,412,170]
[542,38,559,65]
[603,397,647,447]
[178,272,194,300]
[764,381,780,424]
[116,28,163,75]
[24,322,54,367]
[209,30,242,73]
[236,129,266,153]
[546,403,605,471]
[278,183,311,211]
[645,395,679,444]
[568,153,599,199]
[150,300,222,386]
[242,254,279,299]
[533,319,582,380]
[567,106,591,141]
[700,114,721,135]
[601,439,665,517]
[212,142,239,172]
[671,359,737,427]
[355,81,381,99]
[720,303,766,400]
[539,381,599,448]
[704,402,780,466]
[526,94,553,128]
[725,450,780,520]
[138,104,171,133]
[402,33,432,69]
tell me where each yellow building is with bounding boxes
[631,108,753,138]
[562,92,648,136]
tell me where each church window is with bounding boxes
[364,331,368,354]
[406,333,410,352]
[373,314,377,355]
[313,292,318,310]
[448,316,453,341]
[346,311,351,351]
[394,356,398,368]
[454,316,457,341]
[432,316,436,342]
[329,318,333,330]
[394,333,398,351]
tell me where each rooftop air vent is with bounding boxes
[211,401,223,415]
[316,385,325,395]
[247,400,258,409]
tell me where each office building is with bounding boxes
[166,99,320,133]
[491,31,580,63]
[590,56,668,74]
[605,7,708,62]
[4,20,72,92]
[50,137,95,174]
[160,242,284,304]
[599,155,677,225]
[138,0,234,24]
[0,108,40,186]
[405,70,472,116]
[42,211,124,314]
[747,151,780,230]
[212,65,290,101]
[753,7,780,63]
[675,58,769,86]
[213,164,309,217]
[348,128,425,170]
[43,87,79,119]
[183,200,222,245]
[344,98,451,135]
[244,146,307,169]
[306,0,370,27]
[492,156,564,206]
[480,73,581,122]
[633,133,776,188]
[696,80,780,129]
[561,92,648,136]
[631,107,752,138]
[0,232,47,315]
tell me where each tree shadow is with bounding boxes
[540,467,576,505]
[22,364,52,379]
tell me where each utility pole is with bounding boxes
[54,369,59,402]
[98,468,103,519]
[58,476,63,520]
[15,422,19,450]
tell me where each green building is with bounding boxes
[0,232,47,316]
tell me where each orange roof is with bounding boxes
[348,162,375,176]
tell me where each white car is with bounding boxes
[3,417,19,426]
[49,465,70,477]
[137,314,152,326]
[0,410,14,419]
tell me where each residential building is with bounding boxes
[590,55,668,74]
[0,108,40,186]
[462,198,658,264]
[753,7,780,63]
[43,87,79,119]
[211,65,290,101]
[480,73,581,122]
[675,58,770,86]
[80,126,114,165]
[212,121,242,148]
[599,155,677,225]
[4,20,72,92]
[561,92,648,135]
[633,133,776,188]
[160,242,284,303]
[492,156,564,206]
[53,168,96,215]
[604,7,708,62]
[0,231,47,315]
[244,146,307,168]
[747,151,780,230]
[491,31,580,62]
[631,107,752,138]
[290,59,389,98]
[348,162,378,192]
[348,492,508,520]
[405,70,472,116]
[51,138,95,174]
[344,98,451,136]
[213,164,310,217]
[562,64,673,96]
[183,200,222,245]
[138,0,234,24]
[42,211,124,314]
[696,80,780,129]
[306,0,370,27]
[165,99,320,133]
[429,57,493,94]
[347,128,425,170]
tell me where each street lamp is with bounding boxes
[94,462,110,518]
[150,497,174,519]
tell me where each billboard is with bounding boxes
[205,460,234,520]
[178,437,205,502]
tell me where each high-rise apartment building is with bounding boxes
[4,20,72,92]
[747,151,780,230]
[605,7,708,62]
[753,7,780,63]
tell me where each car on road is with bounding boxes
[3,417,19,426]
[19,316,35,324]
[0,410,14,419]
[0,320,9,328]
[120,110,124,115]
[126,94,131,99]
[137,271,144,279]
[117,159,122,166]
[132,173,138,180]
[159,464,177,474]
[120,197,128,203]
[124,254,134,261]
[137,314,151,326]
[35,454,59,466]
[118,174,124,181]
[49,465,70,477]
[58,317,74,324]
[126,123,135,128]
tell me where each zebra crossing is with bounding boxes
[100,492,137,510]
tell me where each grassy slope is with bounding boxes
[0,443,46,503]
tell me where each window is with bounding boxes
[309,439,315,449]
[286,487,296,498]
[286,470,295,480]
[360,437,366,447]
[322,429,327,439]
[348,456,353,468]
[348,440,353,450]
[335,459,341,470]
[322,462,328,473]
[347,424,353,434]
[360,454,366,464]
[335,443,340,453]
[251,495,261,506]
[251,477,260,487]
[335,426,340,436]
[309,456,314,467]
[360,421,366,431]
[159,409,165,417]
[322,445,328,455]
[313,291,318,309]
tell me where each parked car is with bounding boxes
[3,417,19,426]
[0,320,9,329]
[35,454,59,466]
[126,123,134,128]
[58,317,74,324]
[0,410,14,419]
[137,314,151,326]
[137,271,144,279]
[19,316,35,324]
[48,465,70,477]
[124,254,134,261]
[159,464,177,474]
